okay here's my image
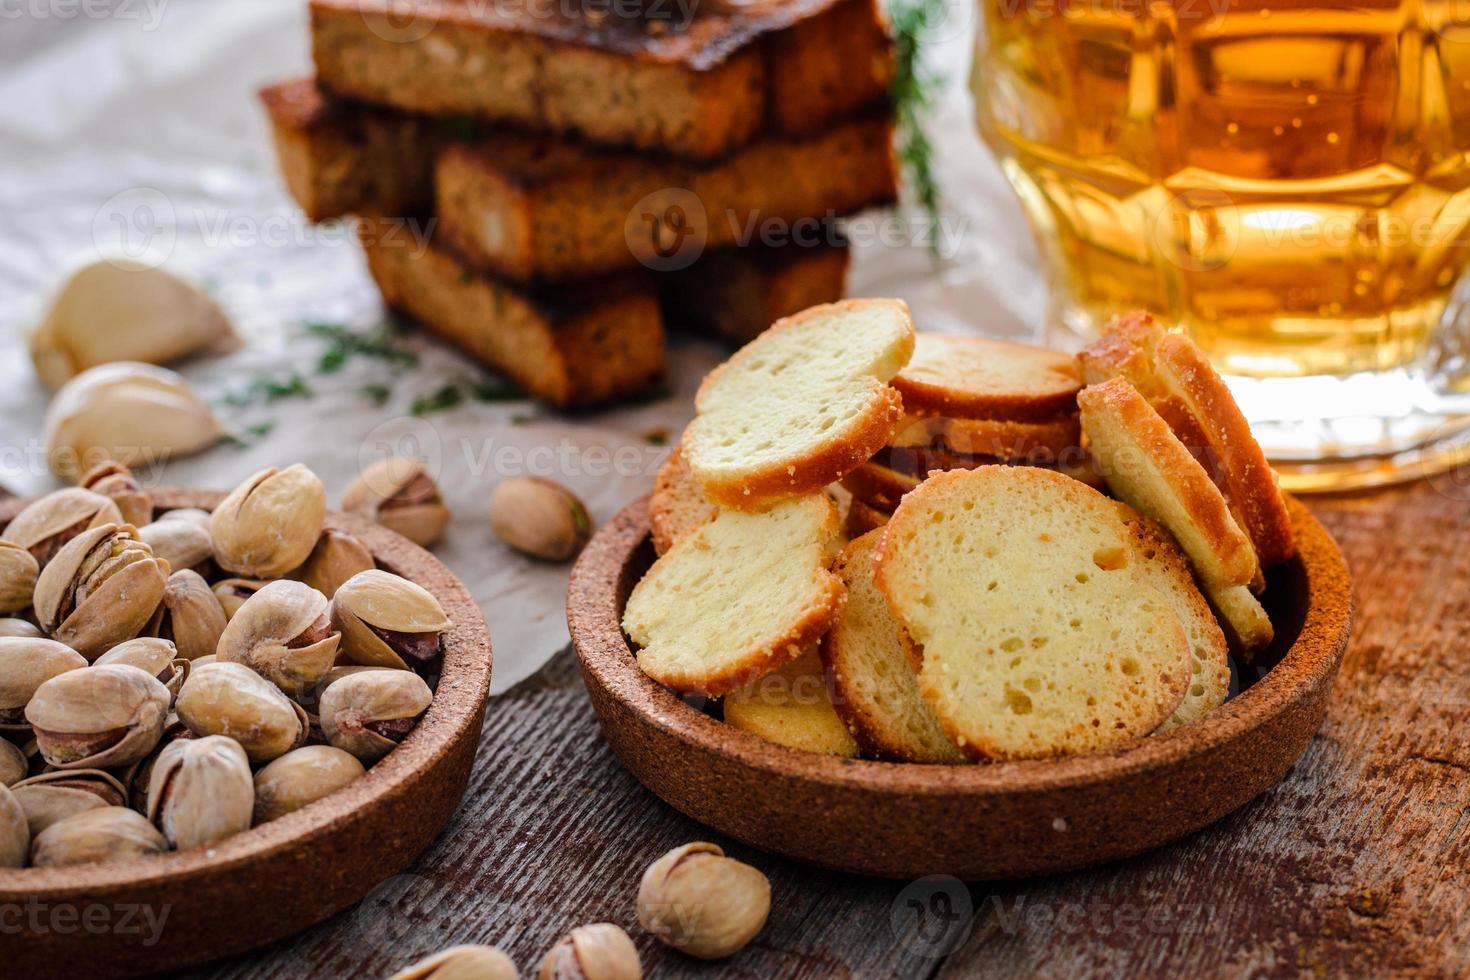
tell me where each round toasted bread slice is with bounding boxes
[1114,505,1231,731]
[822,531,963,763]
[623,494,845,696]
[873,468,1193,761]
[890,412,1082,461]
[723,649,859,757]
[684,299,915,509]
[1078,377,1272,657]
[649,445,718,555]
[845,497,891,537]
[876,445,1106,490]
[892,333,1082,421]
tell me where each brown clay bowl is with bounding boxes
[0,489,492,978]
[568,495,1351,880]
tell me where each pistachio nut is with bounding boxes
[147,569,229,662]
[390,945,518,980]
[538,924,641,980]
[1,487,122,566]
[0,619,42,639]
[217,580,341,694]
[252,745,365,825]
[636,842,770,959]
[490,477,592,562]
[213,578,269,620]
[146,736,254,851]
[0,637,88,730]
[44,362,223,480]
[33,523,169,659]
[28,258,237,388]
[159,508,213,533]
[0,738,27,787]
[332,569,450,671]
[318,669,432,763]
[0,542,39,615]
[138,518,213,573]
[0,784,27,867]
[94,637,191,700]
[175,661,307,765]
[293,665,389,715]
[297,529,375,600]
[10,769,128,836]
[343,457,452,548]
[25,664,170,769]
[78,461,153,528]
[30,805,168,868]
[211,465,326,578]
[123,717,195,814]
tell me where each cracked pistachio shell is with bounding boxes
[636,842,770,959]
[147,569,228,662]
[296,529,375,600]
[210,465,326,578]
[390,945,518,980]
[25,664,170,769]
[28,259,236,389]
[319,669,432,764]
[0,738,26,787]
[342,457,451,548]
[538,924,642,980]
[33,523,168,660]
[138,518,213,572]
[213,578,269,620]
[44,362,222,480]
[94,637,190,699]
[1,487,122,566]
[122,717,194,814]
[10,769,127,836]
[30,805,167,868]
[0,542,39,615]
[0,637,88,729]
[217,580,341,694]
[0,619,42,639]
[0,784,27,867]
[146,735,253,851]
[175,662,307,765]
[252,745,365,825]
[331,569,450,671]
[79,461,153,528]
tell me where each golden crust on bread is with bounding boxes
[649,445,718,556]
[890,411,1082,460]
[892,334,1082,421]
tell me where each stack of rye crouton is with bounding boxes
[260,0,899,409]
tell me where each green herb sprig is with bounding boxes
[890,0,946,258]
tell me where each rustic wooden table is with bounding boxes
[196,482,1469,980]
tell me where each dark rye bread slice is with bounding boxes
[310,0,892,161]
[435,113,896,282]
[358,219,664,408]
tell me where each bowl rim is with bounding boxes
[0,487,492,894]
[568,494,1352,797]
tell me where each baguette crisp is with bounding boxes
[892,333,1082,421]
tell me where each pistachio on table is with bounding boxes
[79,461,153,528]
[138,517,213,574]
[175,661,308,765]
[0,637,88,730]
[390,945,518,980]
[342,457,452,548]
[296,529,375,600]
[10,769,128,836]
[538,924,642,980]
[34,523,169,660]
[217,580,341,693]
[0,738,26,786]
[148,569,228,662]
[490,476,592,562]
[319,669,433,764]
[30,805,167,868]
[252,745,365,825]
[0,487,121,566]
[211,465,326,578]
[636,842,771,959]
[0,619,43,639]
[332,569,450,671]
[94,637,190,700]
[147,736,254,851]
[213,578,269,621]
[0,541,39,615]
[1,784,27,868]
[25,664,170,769]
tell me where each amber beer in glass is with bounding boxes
[973,0,1470,488]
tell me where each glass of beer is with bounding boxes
[972,0,1470,489]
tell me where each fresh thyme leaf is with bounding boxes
[470,375,524,403]
[362,383,393,407]
[411,385,465,416]
[890,0,946,258]
[247,421,276,438]
[220,373,313,408]
[305,321,419,373]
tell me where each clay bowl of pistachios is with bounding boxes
[0,465,492,979]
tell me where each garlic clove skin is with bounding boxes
[44,363,222,480]
[490,477,592,562]
[538,923,641,980]
[29,259,237,389]
[390,945,518,980]
[636,842,771,959]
